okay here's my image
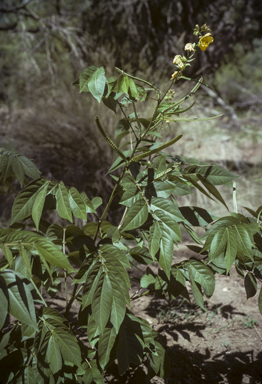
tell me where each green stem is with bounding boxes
[130,289,151,301]
[115,67,160,94]
[30,278,47,307]
[63,228,68,308]
[132,100,142,136]
[94,167,127,243]
[64,283,83,318]
[117,101,138,139]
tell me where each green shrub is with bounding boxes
[0,25,261,383]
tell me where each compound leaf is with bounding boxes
[11,178,48,224]
[1,269,38,330]
[150,196,185,223]
[35,238,75,272]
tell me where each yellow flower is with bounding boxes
[184,43,195,52]
[198,33,214,51]
[173,55,185,70]
[170,71,179,80]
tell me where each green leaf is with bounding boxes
[121,75,129,94]
[122,200,148,231]
[153,181,176,198]
[154,209,181,242]
[82,263,102,309]
[0,150,13,181]
[235,225,253,259]
[179,206,217,226]
[93,273,113,334]
[20,245,32,276]
[18,155,41,180]
[98,326,117,369]
[147,340,170,379]
[193,165,237,185]
[42,307,68,324]
[102,94,117,113]
[91,196,103,210]
[101,243,130,269]
[209,227,228,260]
[100,250,129,331]
[188,267,206,311]
[120,186,142,207]
[35,238,75,272]
[197,173,228,209]
[80,192,96,213]
[69,187,87,220]
[128,78,140,100]
[102,253,130,305]
[259,286,262,315]
[0,277,8,329]
[149,221,161,259]
[46,334,63,374]
[78,360,104,384]
[1,244,13,265]
[1,269,38,330]
[130,246,154,265]
[187,260,215,298]
[140,268,156,288]
[244,273,257,299]
[182,223,203,245]
[55,181,72,222]
[225,228,237,272]
[11,178,48,224]
[116,317,144,375]
[12,156,25,186]
[52,327,82,367]
[88,67,107,102]
[32,182,49,231]
[150,196,185,223]
[159,225,174,279]
[79,66,98,92]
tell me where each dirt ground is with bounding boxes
[126,246,262,384]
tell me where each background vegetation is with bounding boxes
[0,0,262,222]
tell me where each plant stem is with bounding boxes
[30,278,47,307]
[63,228,68,308]
[64,283,83,318]
[115,67,160,94]
[130,289,151,301]
[94,167,127,242]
